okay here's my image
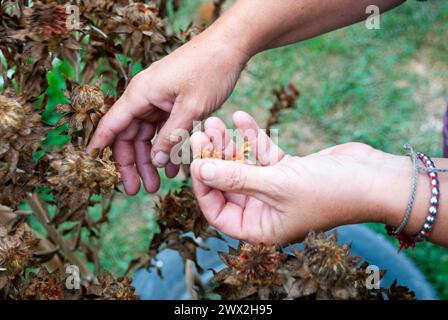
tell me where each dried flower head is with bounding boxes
[137,186,222,274]
[8,2,81,66]
[114,1,165,40]
[48,144,119,193]
[211,232,415,300]
[0,95,47,207]
[0,95,24,139]
[211,243,286,299]
[78,0,115,17]
[0,222,39,297]
[86,272,139,300]
[16,268,139,300]
[47,144,120,224]
[27,2,71,41]
[56,79,110,146]
[0,95,42,151]
[15,268,66,300]
[266,83,300,135]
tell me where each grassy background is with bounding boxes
[28,0,448,298]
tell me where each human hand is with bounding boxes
[190,111,401,245]
[87,27,249,195]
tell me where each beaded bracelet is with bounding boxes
[414,152,439,242]
[386,148,441,251]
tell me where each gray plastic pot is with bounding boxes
[132,224,438,300]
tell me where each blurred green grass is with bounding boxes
[36,0,448,298]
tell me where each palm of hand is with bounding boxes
[191,113,382,244]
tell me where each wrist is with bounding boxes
[340,151,408,227]
[365,153,432,236]
[198,1,261,61]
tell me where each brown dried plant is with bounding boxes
[0,0,415,301]
[265,82,300,136]
[210,232,415,300]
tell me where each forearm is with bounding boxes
[365,154,448,247]
[203,0,405,58]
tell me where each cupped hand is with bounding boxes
[190,111,392,245]
[87,29,249,195]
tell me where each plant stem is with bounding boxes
[26,192,96,282]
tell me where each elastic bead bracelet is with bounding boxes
[414,152,439,242]
[386,147,441,251]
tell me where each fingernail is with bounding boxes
[153,152,170,167]
[200,163,216,180]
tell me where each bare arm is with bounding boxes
[207,0,406,57]
[88,0,407,194]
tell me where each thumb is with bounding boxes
[151,99,199,167]
[191,158,278,196]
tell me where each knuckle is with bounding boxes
[180,96,203,117]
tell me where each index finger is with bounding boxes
[87,73,157,153]
[87,99,135,153]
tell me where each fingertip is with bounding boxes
[232,110,254,126]
[204,116,226,131]
[143,175,160,193]
[165,162,180,179]
[119,166,141,195]
[123,180,140,196]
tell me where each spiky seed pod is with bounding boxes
[71,83,105,113]
[211,232,415,300]
[48,144,119,194]
[303,231,360,286]
[16,269,139,300]
[122,2,161,29]
[0,95,42,156]
[212,243,287,299]
[112,1,168,64]
[86,273,139,300]
[56,80,110,145]
[14,268,66,300]
[78,0,115,16]
[46,144,120,224]
[26,2,70,41]
[0,95,45,147]
[0,95,48,207]
[0,96,24,140]
[0,223,39,296]
[10,2,81,67]
[223,243,286,285]
[282,231,363,299]
[142,186,222,275]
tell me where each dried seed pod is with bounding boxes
[15,268,139,300]
[139,186,222,275]
[14,267,66,300]
[77,0,115,17]
[26,2,71,41]
[47,144,120,225]
[212,243,286,300]
[0,222,40,298]
[211,232,416,300]
[86,272,139,300]
[114,1,166,41]
[266,83,300,135]
[55,79,110,146]
[0,95,48,207]
[0,95,42,153]
[48,144,119,193]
